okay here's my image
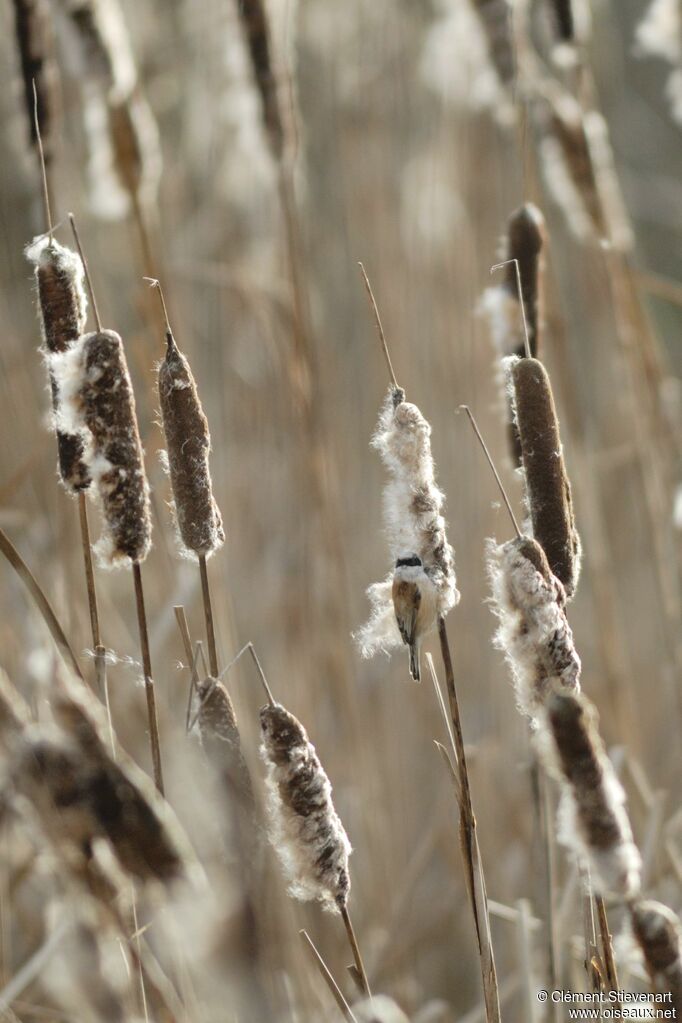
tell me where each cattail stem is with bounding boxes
[300,930,358,1023]
[340,906,371,998]
[437,617,500,1022]
[68,213,102,330]
[247,643,276,706]
[458,405,522,538]
[198,554,219,678]
[132,561,164,795]
[77,491,107,695]
[595,895,619,992]
[32,79,52,241]
[358,262,399,391]
[491,258,531,359]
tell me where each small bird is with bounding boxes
[392,555,438,682]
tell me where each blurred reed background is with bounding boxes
[0,0,681,1020]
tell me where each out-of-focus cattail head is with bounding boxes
[158,329,224,558]
[194,677,254,810]
[539,687,641,898]
[52,329,151,565]
[260,702,351,912]
[548,0,574,42]
[107,93,161,210]
[507,355,581,598]
[11,0,56,162]
[630,900,682,1011]
[471,0,516,89]
[237,0,286,162]
[352,995,411,1023]
[487,535,581,721]
[25,235,92,492]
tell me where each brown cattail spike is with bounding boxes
[25,233,91,493]
[504,204,545,359]
[237,0,285,161]
[548,0,574,42]
[509,356,581,598]
[542,688,641,898]
[12,0,54,163]
[155,280,224,559]
[260,702,352,912]
[630,901,682,1013]
[53,329,152,565]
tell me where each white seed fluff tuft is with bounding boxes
[259,703,351,913]
[486,536,581,722]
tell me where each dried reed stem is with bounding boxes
[133,561,164,795]
[437,617,500,1023]
[300,929,358,1023]
[199,555,219,677]
[0,524,82,680]
[595,894,619,992]
[358,262,399,391]
[340,906,371,998]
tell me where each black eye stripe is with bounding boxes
[396,556,422,568]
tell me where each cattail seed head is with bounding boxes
[487,535,581,721]
[52,329,151,565]
[237,0,286,162]
[507,355,581,598]
[471,0,516,88]
[630,900,682,1011]
[12,0,55,161]
[539,687,641,898]
[357,389,459,658]
[260,703,351,912]
[158,332,224,558]
[195,677,254,810]
[26,235,92,492]
[548,0,574,42]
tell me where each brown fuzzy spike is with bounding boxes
[26,236,91,492]
[631,901,682,1013]
[52,329,151,565]
[260,703,351,912]
[237,0,285,161]
[158,331,224,558]
[547,0,574,42]
[504,204,545,359]
[541,688,641,897]
[509,356,581,598]
[195,678,253,807]
[11,0,55,161]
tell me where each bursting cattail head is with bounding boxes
[630,900,682,1011]
[194,677,254,813]
[52,329,151,565]
[507,355,581,597]
[487,535,581,721]
[158,330,224,558]
[357,388,459,659]
[538,687,641,898]
[26,235,91,492]
[260,702,351,912]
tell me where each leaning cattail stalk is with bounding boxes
[506,354,581,597]
[52,328,151,566]
[25,235,91,492]
[487,535,581,722]
[481,204,545,465]
[538,687,641,899]
[630,900,682,1012]
[357,387,459,662]
[11,0,55,165]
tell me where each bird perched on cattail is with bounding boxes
[357,387,459,681]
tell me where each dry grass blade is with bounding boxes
[300,929,358,1023]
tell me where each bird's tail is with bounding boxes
[409,643,421,682]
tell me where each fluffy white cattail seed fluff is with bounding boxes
[260,703,351,912]
[357,389,459,657]
[630,900,682,1012]
[538,687,641,899]
[635,0,682,124]
[487,536,581,721]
